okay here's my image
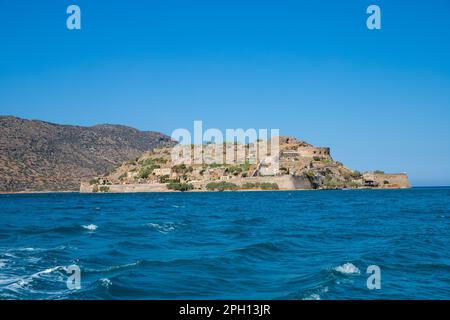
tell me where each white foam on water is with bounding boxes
[304,293,321,300]
[82,224,98,231]
[16,247,36,252]
[2,253,17,258]
[334,263,360,275]
[4,265,67,291]
[0,260,6,268]
[147,222,176,234]
[302,286,328,300]
[99,278,112,288]
[38,266,66,275]
[84,260,143,273]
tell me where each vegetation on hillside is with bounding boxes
[206,181,238,191]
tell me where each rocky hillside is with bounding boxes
[0,116,174,192]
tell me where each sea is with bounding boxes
[1,188,450,300]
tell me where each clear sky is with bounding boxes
[1,0,449,186]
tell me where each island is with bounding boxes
[80,136,410,192]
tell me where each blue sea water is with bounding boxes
[1,188,450,300]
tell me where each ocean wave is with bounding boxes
[231,242,283,259]
[279,268,335,300]
[98,278,112,288]
[83,260,144,274]
[82,224,98,231]
[306,286,330,300]
[146,222,176,234]
[303,293,321,300]
[334,263,360,275]
[1,265,68,293]
[0,245,67,257]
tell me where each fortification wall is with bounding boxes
[229,175,313,190]
[80,175,315,193]
[363,173,410,189]
[297,147,331,158]
[80,182,168,193]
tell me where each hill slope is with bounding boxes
[0,116,174,192]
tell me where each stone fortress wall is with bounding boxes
[297,147,331,158]
[363,172,410,189]
[80,175,315,193]
[281,147,331,159]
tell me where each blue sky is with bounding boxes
[1,0,449,186]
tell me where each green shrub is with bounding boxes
[167,182,194,191]
[139,158,166,166]
[139,164,161,179]
[348,181,362,188]
[225,166,243,176]
[159,174,170,183]
[242,182,257,189]
[342,172,352,180]
[172,164,186,171]
[374,170,385,174]
[139,159,152,166]
[172,164,192,174]
[260,182,279,190]
[241,161,250,172]
[139,166,152,179]
[352,170,362,178]
[89,178,99,185]
[313,156,321,161]
[99,186,109,192]
[321,159,332,165]
[305,171,315,178]
[152,157,167,164]
[206,181,238,191]
[322,178,345,189]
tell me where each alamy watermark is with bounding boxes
[366,265,381,290]
[66,264,81,290]
[65,4,382,31]
[170,121,280,173]
[66,5,81,30]
[367,5,382,30]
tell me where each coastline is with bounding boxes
[0,190,78,195]
[0,186,422,196]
